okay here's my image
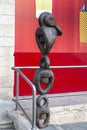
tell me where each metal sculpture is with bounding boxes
[36,95,50,128]
[34,56,54,94]
[34,12,62,129]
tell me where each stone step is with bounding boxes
[1,92,87,129]
[8,111,64,130]
[0,117,13,129]
[0,129,15,130]
[0,128,15,130]
[0,99,15,129]
[42,124,64,130]
[8,111,32,130]
[15,92,87,125]
[60,122,87,130]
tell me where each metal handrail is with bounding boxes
[12,65,87,130]
[12,67,36,130]
[12,65,87,70]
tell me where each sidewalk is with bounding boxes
[60,122,87,130]
[0,91,87,129]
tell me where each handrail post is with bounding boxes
[32,87,36,130]
[16,71,19,110]
[14,69,37,130]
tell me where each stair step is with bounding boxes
[0,114,13,129]
[0,99,15,129]
[60,122,87,130]
[42,124,64,130]
[0,128,15,130]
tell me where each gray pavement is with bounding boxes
[13,91,87,108]
[61,122,87,130]
[0,128,15,130]
[0,99,15,129]
[0,92,87,130]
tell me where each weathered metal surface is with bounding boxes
[36,27,57,55]
[38,12,62,36]
[40,56,50,69]
[34,69,54,94]
[34,12,62,129]
[36,107,50,128]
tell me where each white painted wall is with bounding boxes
[0,0,15,99]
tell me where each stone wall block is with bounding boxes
[0,25,14,37]
[0,0,15,98]
[0,0,15,5]
[0,88,13,99]
[0,47,14,57]
[0,4,14,15]
[0,37,14,46]
[0,15,14,25]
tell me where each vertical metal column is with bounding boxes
[15,69,37,130]
[32,89,36,130]
[16,71,19,110]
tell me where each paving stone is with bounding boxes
[0,128,15,130]
[42,124,64,130]
[0,129,14,130]
[0,100,15,129]
[61,122,87,130]
[8,111,31,130]
[1,93,87,129]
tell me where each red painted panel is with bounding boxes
[14,53,87,96]
[15,0,87,53]
[15,0,39,52]
[15,0,87,96]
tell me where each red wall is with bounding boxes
[15,0,87,96]
[14,53,87,96]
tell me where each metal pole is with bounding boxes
[16,71,19,110]
[12,65,87,70]
[50,65,87,69]
[16,69,36,130]
[32,89,36,130]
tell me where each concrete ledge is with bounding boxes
[0,100,15,128]
[14,92,87,125]
[60,122,87,130]
[8,111,32,130]
[8,111,64,130]
[0,119,13,129]
[0,92,87,129]
[50,104,87,125]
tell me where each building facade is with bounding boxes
[0,0,15,98]
[0,0,87,98]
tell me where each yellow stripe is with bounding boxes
[80,12,87,43]
[36,0,52,10]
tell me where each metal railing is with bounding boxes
[12,67,36,130]
[12,65,87,130]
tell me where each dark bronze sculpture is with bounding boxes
[36,95,50,128]
[34,56,54,94]
[34,12,62,129]
[36,27,57,55]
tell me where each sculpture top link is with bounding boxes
[35,12,63,55]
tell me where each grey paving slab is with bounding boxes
[13,92,87,109]
[0,92,87,130]
[42,124,64,130]
[0,128,15,130]
[0,100,15,114]
[0,100,15,129]
[61,122,87,130]
[42,125,58,130]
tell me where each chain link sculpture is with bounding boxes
[34,12,62,129]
